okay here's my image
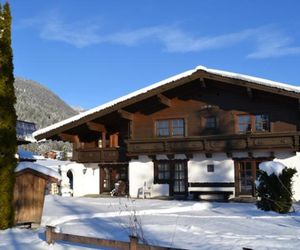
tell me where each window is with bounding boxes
[157,162,170,180]
[207,164,214,172]
[156,119,185,137]
[237,114,269,133]
[255,114,269,132]
[156,120,170,137]
[205,116,217,129]
[154,162,171,183]
[154,160,187,195]
[238,115,252,133]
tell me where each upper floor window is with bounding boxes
[205,116,217,129]
[237,114,269,133]
[238,115,252,133]
[255,114,269,132]
[156,119,185,137]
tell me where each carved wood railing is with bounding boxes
[126,132,300,156]
[72,147,125,163]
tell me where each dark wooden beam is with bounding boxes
[247,87,253,100]
[201,71,300,99]
[185,153,193,160]
[87,122,106,132]
[226,152,232,158]
[205,152,212,158]
[157,94,171,107]
[118,110,133,120]
[148,155,156,161]
[167,154,174,160]
[199,77,206,88]
[59,133,79,143]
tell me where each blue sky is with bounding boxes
[8,0,300,110]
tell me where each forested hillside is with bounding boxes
[14,77,78,129]
[14,77,79,154]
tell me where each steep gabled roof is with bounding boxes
[33,65,300,140]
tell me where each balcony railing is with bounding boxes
[126,132,300,156]
[72,147,125,163]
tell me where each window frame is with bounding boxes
[255,114,270,132]
[236,114,270,134]
[207,164,215,172]
[154,160,171,184]
[204,116,217,130]
[153,160,188,187]
[155,118,185,137]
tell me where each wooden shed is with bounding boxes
[13,163,61,226]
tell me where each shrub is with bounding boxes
[256,162,296,214]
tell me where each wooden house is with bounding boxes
[14,163,61,226]
[33,65,300,200]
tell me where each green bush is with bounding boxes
[256,165,296,214]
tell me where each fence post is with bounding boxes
[129,235,138,250]
[45,226,56,244]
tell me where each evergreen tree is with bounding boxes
[256,166,296,214]
[0,2,17,229]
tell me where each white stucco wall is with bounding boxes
[61,162,99,197]
[188,153,235,196]
[129,155,169,198]
[128,151,300,200]
[188,153,235,183]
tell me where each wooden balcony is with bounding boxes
[72,147,125,163]
[126,132,300,156]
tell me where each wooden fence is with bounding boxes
[45,226,184,250]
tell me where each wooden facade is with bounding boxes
[13,168,59,226]
[34,67,300,198]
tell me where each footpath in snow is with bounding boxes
[1,195,300,249]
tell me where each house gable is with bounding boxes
[33,65,300,141]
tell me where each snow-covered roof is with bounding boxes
[17,149,44,160]
[33,65,300,139]
[16,162,61,180]
[17,149,35,160]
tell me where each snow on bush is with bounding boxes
[259,161,285,177]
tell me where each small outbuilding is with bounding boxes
[13,162,61,227]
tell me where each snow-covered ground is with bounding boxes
[1,196,300,249]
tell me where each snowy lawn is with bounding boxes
[1,196,300,249]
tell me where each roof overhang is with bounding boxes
[33,65,300,141]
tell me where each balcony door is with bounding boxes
[154,160,187,197]
[173,161,188,196]
[234,159,267,197]
[100,165,128,194]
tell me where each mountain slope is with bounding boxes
[14,77,78,129]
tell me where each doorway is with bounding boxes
[100,165,128,194]
[154,160,188,197]
[67,170,73,190]
[234,159,268,197]
[172,161,188,196]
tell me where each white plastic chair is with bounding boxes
[142,181,152,199]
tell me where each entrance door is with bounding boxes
[101,167,112,192]
[172,161,187,196]
[237,161,253,195]
[235,159,266,196]
[100,165,128,194]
